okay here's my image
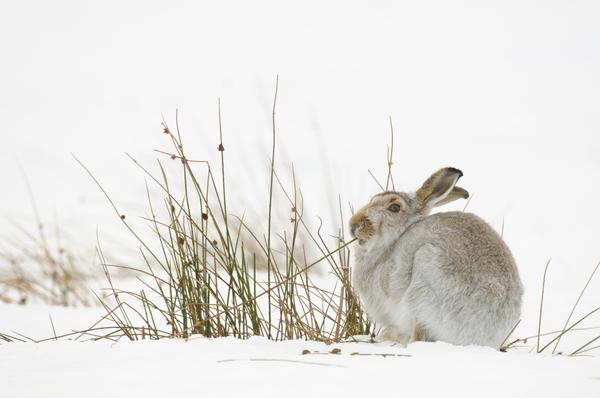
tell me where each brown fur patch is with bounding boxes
[349,211,375,242]
[412,324,429,342]
[359,217,375,240]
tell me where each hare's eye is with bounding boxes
[388,204,402,213]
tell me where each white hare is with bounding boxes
[350,167,523,349]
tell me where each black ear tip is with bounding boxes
[446,167,464,178]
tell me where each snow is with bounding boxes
[1,302,599,398]
[2,0,600,397]
[2,330,599,398]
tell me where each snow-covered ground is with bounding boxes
[3,337,599,398]
[2,303,599,398]
[1,1,600,397]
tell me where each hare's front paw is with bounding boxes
[379,328,410,346]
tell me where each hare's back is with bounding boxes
[408,211,522,348]
[419,211,519,280]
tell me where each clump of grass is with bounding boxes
[0,171,93,307]
[0,223,92,306]
[78,81,371,342]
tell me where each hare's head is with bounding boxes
[349,167,469,246]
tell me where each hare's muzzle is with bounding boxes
[349,212,374,245]
[350,222,359,238]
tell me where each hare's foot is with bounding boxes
[379,328,410,346]
[410,324,433,343]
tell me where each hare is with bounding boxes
[349,167,522,349]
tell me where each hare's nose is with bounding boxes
[350,222,359,238]
[349,211,365,238]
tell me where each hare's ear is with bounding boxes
[416,167,468,213]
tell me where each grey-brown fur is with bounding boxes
[350,168,523,349]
